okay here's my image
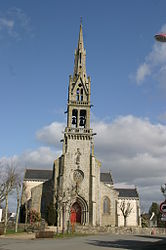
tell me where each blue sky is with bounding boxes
[1,0,166,211]
[0,0,165,156]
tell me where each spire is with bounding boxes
[78,21,84,51]
[73,20,87,80]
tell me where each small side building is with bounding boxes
[20,169,53,222]
[115,188,141,227]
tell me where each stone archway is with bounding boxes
[70,196,88,225]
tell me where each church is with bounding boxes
[21,23,141,230]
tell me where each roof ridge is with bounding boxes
[115,187,137,189]
[26,169,52,171]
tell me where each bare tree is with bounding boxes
[56,184,78,234]
[0,162,7,206]
[3,166,17,234]
[21,182,30,224]
[0,159,24,233]
[15,176,22,233]
[119,200,133,227]
[0,183,6,206]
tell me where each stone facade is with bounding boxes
[100,182,118,226]
[117,198,140,226]
[20,24,141,229]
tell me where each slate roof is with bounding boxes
[100,172,114,185]
[115,188,139,198]
[24,169,53,181]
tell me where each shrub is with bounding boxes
[28,209,41,224]
[0,228,4,235]
[46,203,57,226]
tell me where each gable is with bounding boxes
[71,76,88,95]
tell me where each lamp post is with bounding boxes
[154,34,166,231]
[161,184,166,201]
[160,184,166,233]
[154,33,166,201]
[154,33,166,199]
[154,33,166,42]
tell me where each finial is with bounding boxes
[80,17,82,25]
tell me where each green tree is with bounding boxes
[141,214,149,228]
[149,202,160,216]
[46,203,57,226]
[149,202,165,228]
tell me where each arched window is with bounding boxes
[79,53,82,64]
[76,88,79,101]
[103,197,110,214]
[80,88,83,101]
[79,110,86,128]
[72,109,78,128]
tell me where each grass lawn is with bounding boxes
[54,232,89,239]
[6,228,25,234]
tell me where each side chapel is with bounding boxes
[21,23,140,229]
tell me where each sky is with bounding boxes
[1,0,166,212]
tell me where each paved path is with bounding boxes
[0,234,166,250]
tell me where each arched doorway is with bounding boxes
[70,202,81,224]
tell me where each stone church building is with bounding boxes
[21,24,140,229]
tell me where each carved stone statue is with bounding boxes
[75,148,81,165]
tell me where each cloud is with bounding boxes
[36,121,65,148]
[0,147,58,175]
[0,18,14,29]
[134,23,166,88]
[35,117,166,210]
[158,112,166,123]
[1,116,166,211]
[92,116,166,209]
[19,146,59,169]
[136,63,151,84]
[92,115,166,177]
[0,7,33,40]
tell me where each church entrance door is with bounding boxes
[70,202,81,224]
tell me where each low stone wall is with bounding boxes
[45,226,57,232]
[1,222,165,236]
[0,222,26,230]
[75,225,166,236]
[0,222,44,233]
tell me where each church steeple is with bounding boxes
[73,23,87,80]
[65,22,92,139]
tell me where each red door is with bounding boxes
[70,208,76,224]
[70,202,81,224]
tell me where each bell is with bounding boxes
[80,117,85,126]
[72,117,76,125]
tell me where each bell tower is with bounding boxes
[54,22,99,229]
[66,23,91,132]
[63,22,93,154]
